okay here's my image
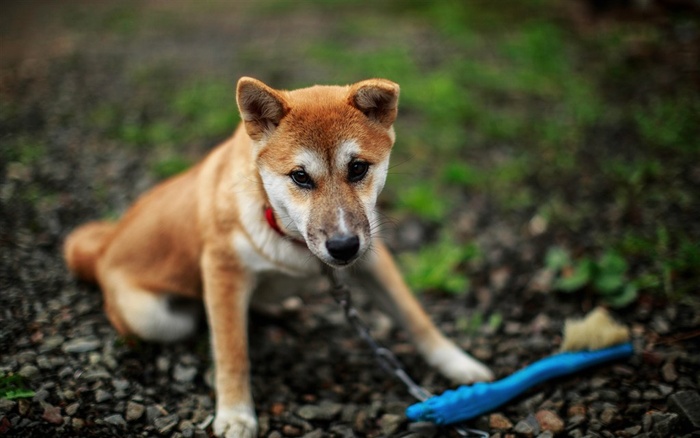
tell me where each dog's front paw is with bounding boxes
[429,344,494,384]
[213,405,257,438]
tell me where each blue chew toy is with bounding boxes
[406,342,634,425]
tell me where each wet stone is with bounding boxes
[126,401,145,421]
[39,335,65,353]
[661,361,678,382]
[514,414,540,437]
[600,406,618,425]
[18,399,31,416]
[32,388,49,402]
[568,415,586,428]
[41,403,63,425]
[490,413,513,430]
[652,412,679,437]
[282,424,303,436]
[112,378,129,392]
[296,402,343,421]
[36,356,52,370]
[82,368,111,381]
[173,364,197,383]
[379,413,403,436]
[62,337,101,353]
[65,402,80,416]
[668,390,700,429]
[71,418,85,429]
[147,404,168,424]
[620,425,642,436]
[104,414,126,428]
[18,364,40,380]
[407,421,438,437]
[154,413,179,435]
[0,398,16,413]
[536,410,565,435]
[58,366,73,379]
[95,389,112,403]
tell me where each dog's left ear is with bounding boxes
[348,79,400,128]
[237,77,290,141]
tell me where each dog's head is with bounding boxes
[236,77,399,267]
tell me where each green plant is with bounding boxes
[399,234,481,295]
[0,374,35,400]
[620,227,700,297]
[456,311,503,336]
[545,247,638,308]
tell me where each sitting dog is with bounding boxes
[64,77,493,437]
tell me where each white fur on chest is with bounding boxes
[232,231,320,276]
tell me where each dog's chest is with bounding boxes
[251,272,327,309]
[231,230,320,276]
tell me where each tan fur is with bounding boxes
[64,77,492,438]
[561,307,630,352]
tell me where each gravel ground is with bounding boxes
[2,2,699,437]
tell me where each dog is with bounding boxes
[63,77,493,437]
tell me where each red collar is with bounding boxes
[264,206,306,246]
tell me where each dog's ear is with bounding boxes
[237,77,290,141]
[348,79,400,128]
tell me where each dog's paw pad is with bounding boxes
[213,405,257,438]
[430,346,494,384]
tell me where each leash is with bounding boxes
[323,266,488,438]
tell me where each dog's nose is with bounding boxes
[325,235,360,262]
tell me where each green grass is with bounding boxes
[0,374,35,400]
[399,233,481,295]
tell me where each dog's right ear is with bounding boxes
[236,77,290,141]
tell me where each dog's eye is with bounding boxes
[348,161,369,182]
[290,170,314,189]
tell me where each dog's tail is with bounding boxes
[63,221,117,283]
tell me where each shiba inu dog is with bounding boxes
[63,77,493,437]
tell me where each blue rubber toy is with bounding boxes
[406,342,634,425]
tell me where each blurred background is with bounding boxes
[2,1,700,436]
[2,0,698,304]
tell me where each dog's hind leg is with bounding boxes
[98,270,202,343]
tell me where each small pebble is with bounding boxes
[18,399,31,416]
[65,402,80,416]
[126,401,145,421]
[173,364,197,383]
[18,364,40,380]
[661,360,678,382]
[154,414,179,435]
[489,413,513,430]
[378,413,403,436]
[514,414,540,437]
[41,403,63,425]
[296,402,342,421]
[600,406,618,425]
[95,389,112,403]
[62,337,101,354]
[282,424,303,436]
[535,410,564,435]
[0,399,17,415]
[104,413,126,428]
[668,390,700,429]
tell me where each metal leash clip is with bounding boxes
[323,267,488,438]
